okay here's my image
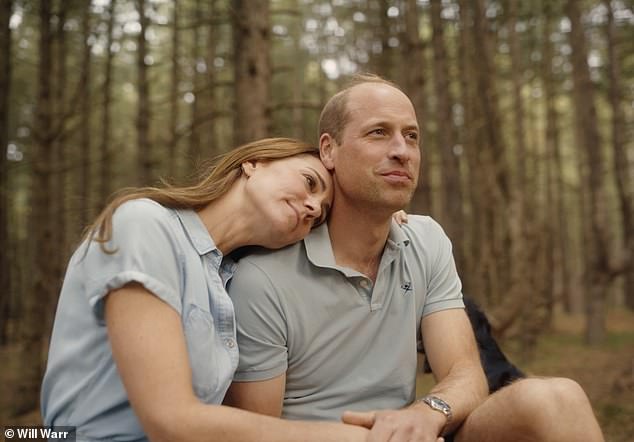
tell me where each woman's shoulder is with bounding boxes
[114,198,172,223]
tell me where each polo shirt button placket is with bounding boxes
[224,337,236,349]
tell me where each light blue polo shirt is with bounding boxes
[41,198,238,441]
[229,215,464,421]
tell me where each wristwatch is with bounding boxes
[418,395,452,435]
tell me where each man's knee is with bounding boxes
[505,377,593,425]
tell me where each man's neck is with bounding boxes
[327,203,392,282]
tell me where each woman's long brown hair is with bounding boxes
[84,137,318,253]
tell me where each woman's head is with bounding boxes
[191,138,326,206]
[87,138,333,251]
[240,152,333,249]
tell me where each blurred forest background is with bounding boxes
[0,0,633,438]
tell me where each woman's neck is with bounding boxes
[195,184,257,255]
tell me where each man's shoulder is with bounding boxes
[400,215,447,241]
[234,241,306,277]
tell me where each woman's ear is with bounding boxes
[241,160,257,177]
[319,133,336,170]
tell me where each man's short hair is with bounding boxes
[318,73,402,144]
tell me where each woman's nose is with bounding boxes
[305,196,321,217]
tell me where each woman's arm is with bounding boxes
[105,283,367,442]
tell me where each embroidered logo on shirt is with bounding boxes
[401,281,412,295]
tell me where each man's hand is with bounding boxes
[342,409,444,442]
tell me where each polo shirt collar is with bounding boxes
[175,208,219,256]
[304,223,337,268]
[304,219,410,270]
[387,219,411,249]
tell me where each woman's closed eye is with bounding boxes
[304,174,317,191]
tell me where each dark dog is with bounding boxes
[422,296,525,393]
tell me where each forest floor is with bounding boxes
[416,308,634,442]
[5,309,634,441]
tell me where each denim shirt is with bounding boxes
[41,199,238,441]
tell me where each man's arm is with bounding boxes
[223,374,286,417]
[417,308,488,434]
[342,308,487,440]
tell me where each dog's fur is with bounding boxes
[422,296,525,393]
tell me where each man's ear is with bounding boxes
[319,133,336,170]
[241,160,257,177]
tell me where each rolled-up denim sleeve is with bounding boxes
[80,199,183,321]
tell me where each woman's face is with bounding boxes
[243,154,333,248]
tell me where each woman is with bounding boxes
[41,138,368,441]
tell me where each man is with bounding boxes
[225,74,604,442]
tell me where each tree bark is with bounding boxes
[189,0,203,165]
[168,0,180,178]
[457,0,482,297]
[461,0,514,323]
[604,0,634,310]
[232,0,271,145]
[205,0,217,155]
[0,0,12,344]
[136,0,152,185]
[507,0,541,354]
[541,0,570,316]
[403,0,432,216]
[99,0,116,206]
[52,1,67,275]
[566,0,612,345]
[430,0,465,273]
[20,0,55,415]
[79,1,93,229]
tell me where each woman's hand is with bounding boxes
[392,210,408,225]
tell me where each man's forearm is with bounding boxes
[419,360,488,434]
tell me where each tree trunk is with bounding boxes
[604,0,634,310]
[232,0,270,145]
[507,0,540,354]
[205,0,217,155]
[137,0,152,185]
[99,0,116,206]
[20,0,55,416]
[403,0,432,216]
[0,0,12,344]
[52,1,67,276]
[457,0,482,297]
[189,0,203,165]
[566,0,611,345]
[79,1,92,229]
[468,0,517,334]
[168,0,180,178]
[541,0,569,317]
[291,0,304,140]
[430,0,465,273]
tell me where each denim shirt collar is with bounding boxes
[175,208,218,256]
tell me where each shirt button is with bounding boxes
[359,280,370,289]
[224,338,236,348]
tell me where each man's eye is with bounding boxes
[370,128,386,136]
[406,132,419,141]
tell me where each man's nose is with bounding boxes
[389,133,411,162]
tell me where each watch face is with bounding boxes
[424,396,451,416]
[431,397,449,411]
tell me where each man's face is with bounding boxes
[323,83,421,213]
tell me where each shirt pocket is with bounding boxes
[184,304,220,403]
